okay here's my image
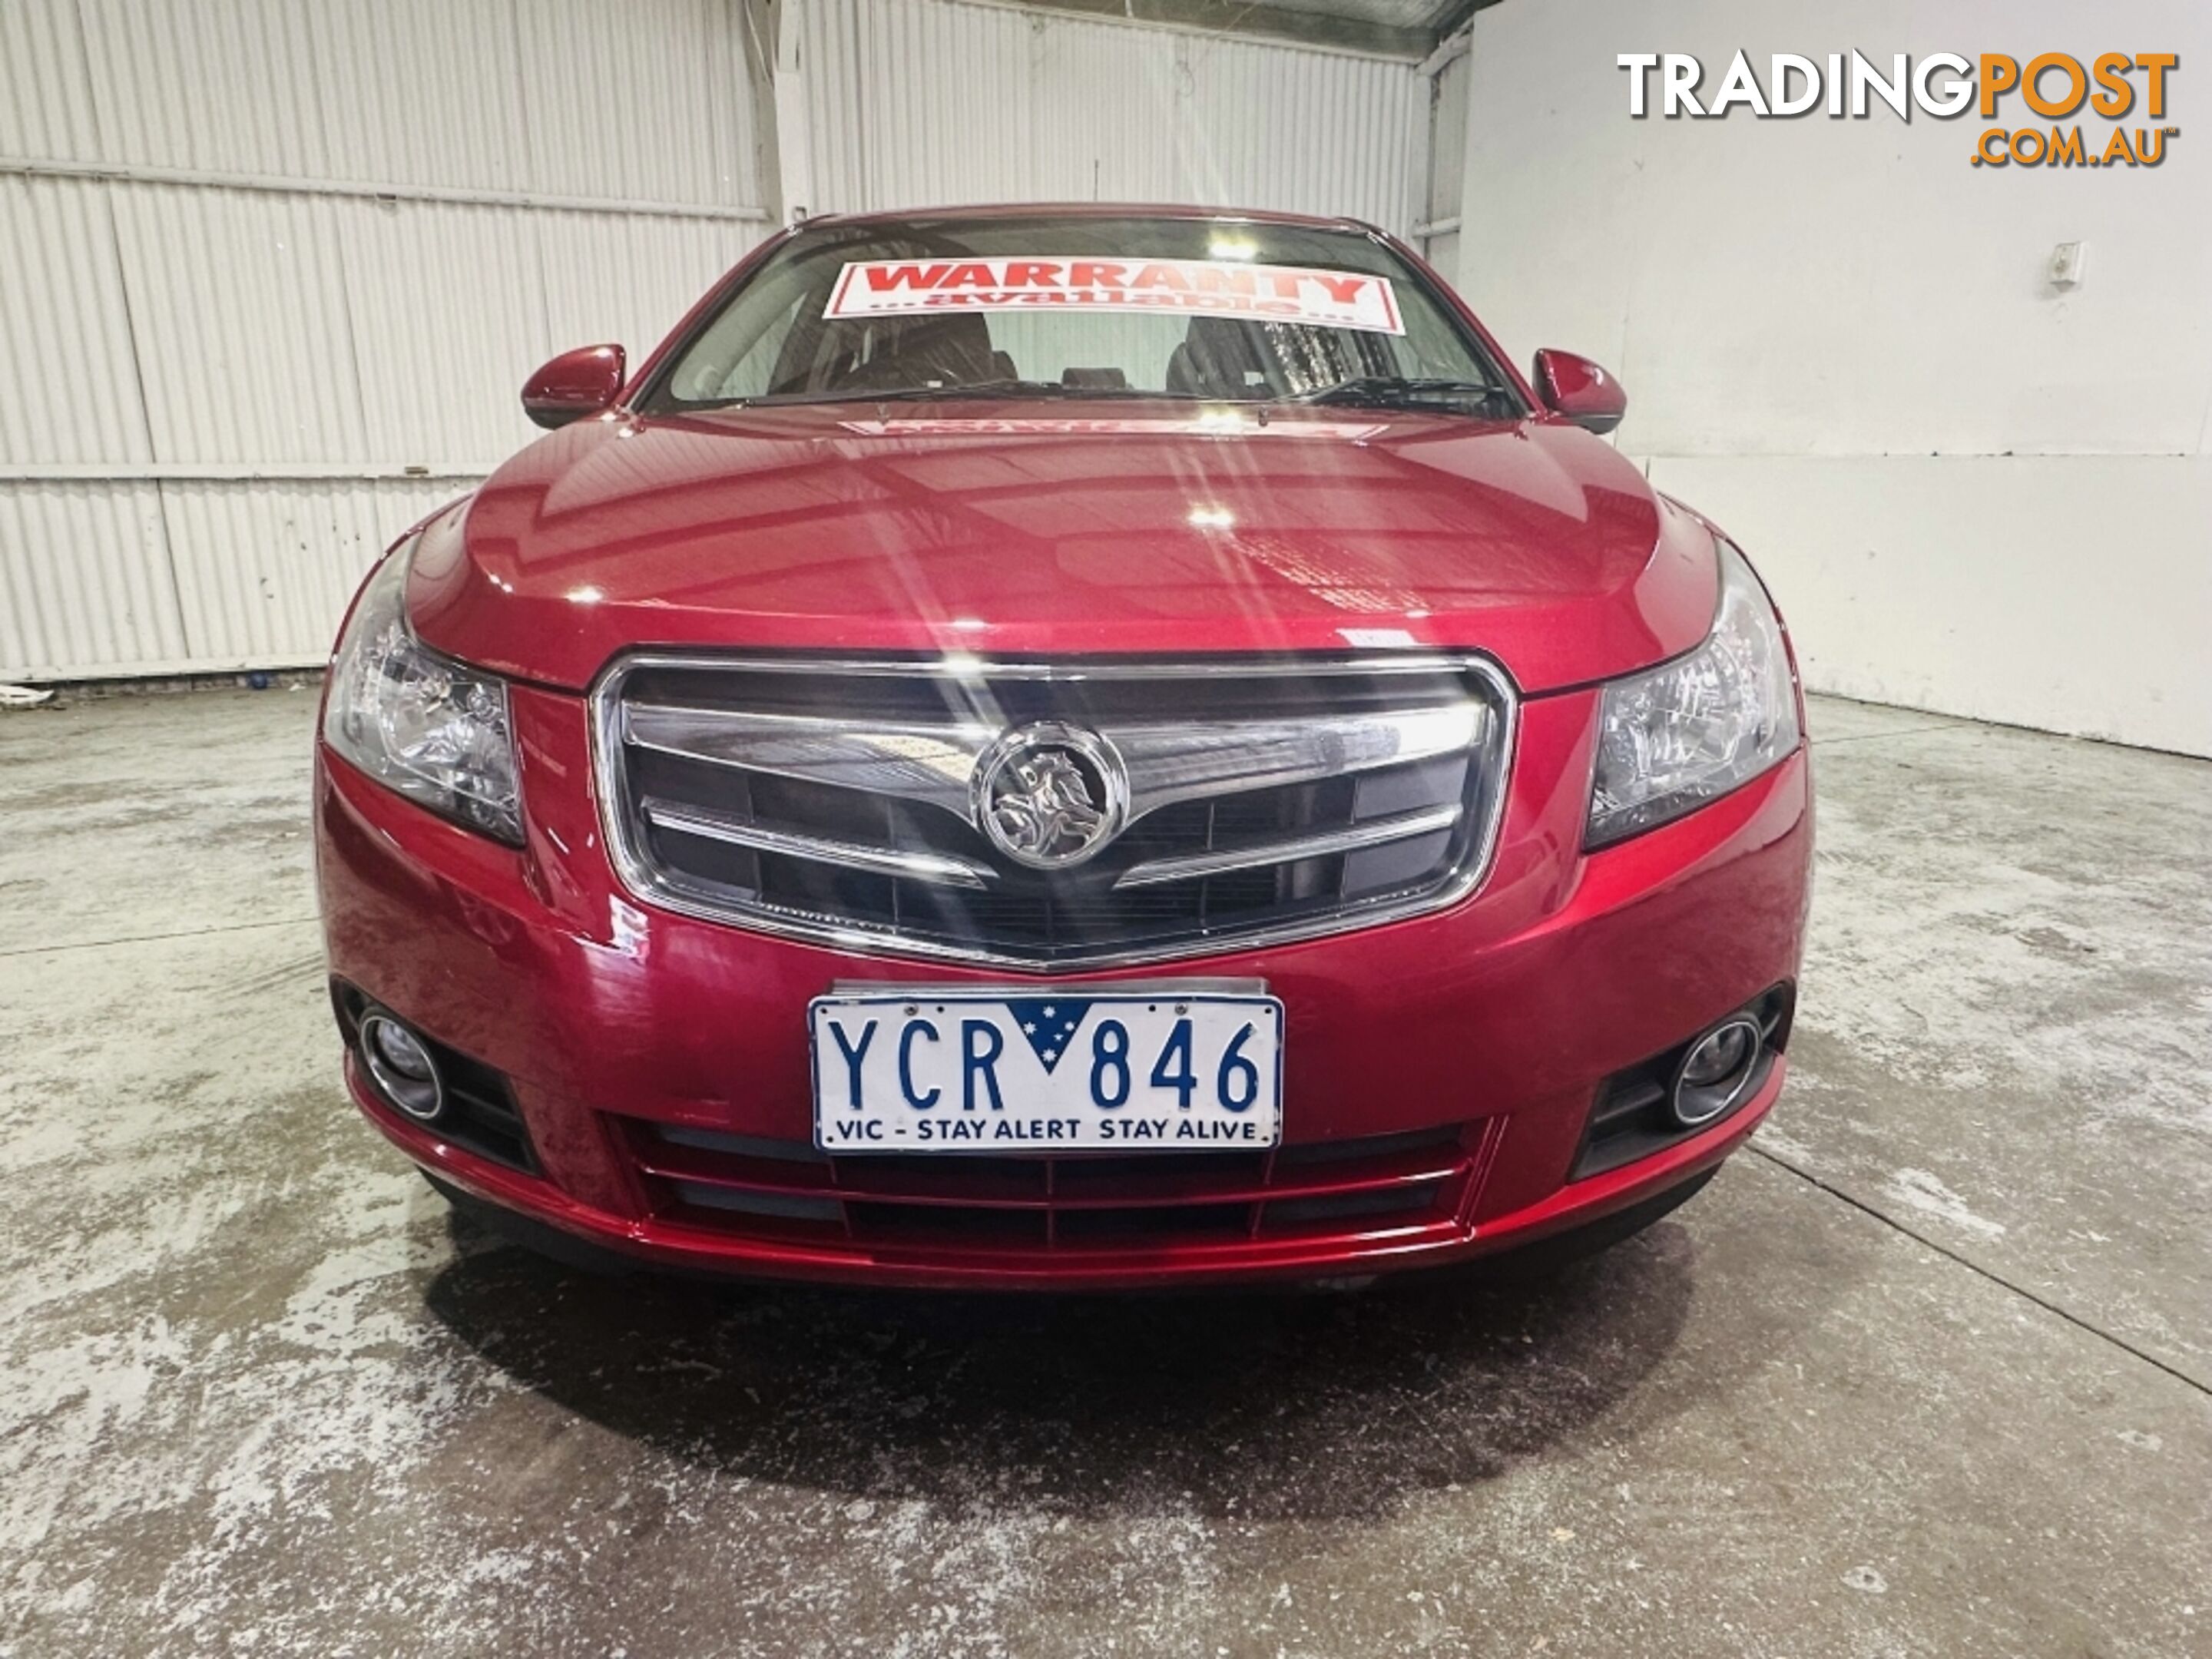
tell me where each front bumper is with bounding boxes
[316,680,1812,1290]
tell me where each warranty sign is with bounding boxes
[825,257,1405,334]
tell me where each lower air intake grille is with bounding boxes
[624,1120,1493,1253]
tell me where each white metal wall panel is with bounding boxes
[0,0,101,161]
[515,0,760,207]
[337,200,549,465]
[1424,47,1469,282]
[48,0,773,207]
[535,213,770,366]
[797,0,873,220]
[0,482,185,677]
[799,0,1422,232]
[834,0,1065,207]
[79,0,334,179]
[0,176,153,465]
[1023,12,1192,205]
[308,0,531,191]
[1178,36,1419,227]
[1,0,776,678]
[160,477,462,666]
[109,184,368,467]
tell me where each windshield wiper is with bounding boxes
[1284,376,1517,414]
[692,380,1220,410]
[862,379,1211,402]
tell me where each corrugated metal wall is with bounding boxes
[1420,37,1470,281]
[0,0,770,681]
[2,0,1431,681]
[793,0,1422,230]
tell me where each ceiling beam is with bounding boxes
[1003,0,1439,61]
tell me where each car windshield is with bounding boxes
[643,214,1523,416]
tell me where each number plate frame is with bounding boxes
[808,980,1283,1155]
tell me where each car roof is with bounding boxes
[794,201,1378,236]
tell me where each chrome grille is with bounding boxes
[594,654,1516,970]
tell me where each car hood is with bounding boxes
[407,405,1717,695]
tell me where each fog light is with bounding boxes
[359,1012,445,1122]
[1670,1016,1763,1128]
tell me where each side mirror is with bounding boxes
[1531,348,1627,435]
[522,344,626,430]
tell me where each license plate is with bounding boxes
[809,988,1283,1154]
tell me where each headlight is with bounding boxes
[1587,538,1799,847]
[323,539,522,843]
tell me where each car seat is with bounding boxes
[1164,317,1277,399]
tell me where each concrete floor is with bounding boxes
[1,688,2207,1658]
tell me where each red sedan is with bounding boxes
[314,204,1811,1290]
